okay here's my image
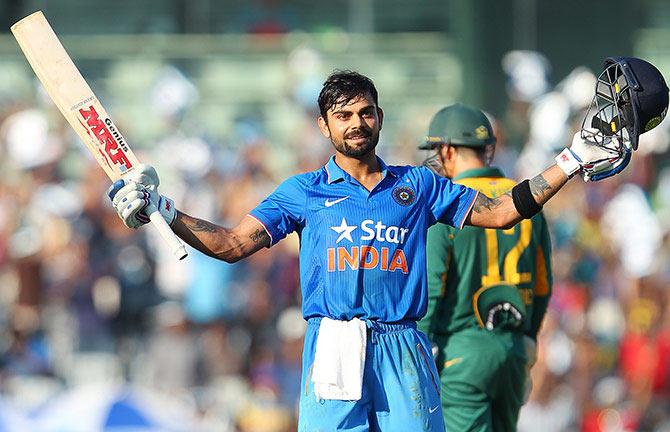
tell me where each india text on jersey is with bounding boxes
[327,218,410,273]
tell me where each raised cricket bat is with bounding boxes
[11,11,188,260]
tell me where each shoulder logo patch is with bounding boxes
[392,186,416,206]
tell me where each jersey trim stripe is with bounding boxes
[458,191,479,229]
[246,213,274,246]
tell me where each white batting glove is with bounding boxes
[107,164,176,229]
[108,181,151,229]
[128,164,177,226]
[555,129,632,182]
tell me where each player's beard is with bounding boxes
[330,128,379,158]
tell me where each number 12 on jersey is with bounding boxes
[481,219,532,286]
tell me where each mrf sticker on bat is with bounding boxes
[77,105,133,172]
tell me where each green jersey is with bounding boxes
[418,167,552,339]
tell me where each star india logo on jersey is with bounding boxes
[327,218,410,273]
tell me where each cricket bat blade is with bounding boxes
[11,10,188,260]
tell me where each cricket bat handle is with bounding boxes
[146,204,188,260]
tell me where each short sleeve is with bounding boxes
[248,176,306,246]
[417,167,478,228]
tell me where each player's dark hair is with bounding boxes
[318,70,378,121]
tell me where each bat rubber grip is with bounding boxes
[145,204,188,260]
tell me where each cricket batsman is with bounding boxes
[417,103,553,431]
[107,59,667,431]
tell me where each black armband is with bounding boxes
[511,179,542,219]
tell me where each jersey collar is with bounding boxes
[325,155,398,184]
[452,166,505,182]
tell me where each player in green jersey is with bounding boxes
[417,104,552,432]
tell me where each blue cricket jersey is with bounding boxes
[249,156,478,323]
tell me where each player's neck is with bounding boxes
[334,151,382,192]
[452,159,486,177]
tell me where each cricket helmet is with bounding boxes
[584,56,669,151]
[419,103,496,149]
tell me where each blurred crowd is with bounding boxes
[502,52,670,432]
[0,48,668,431]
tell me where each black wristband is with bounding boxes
[511,179,542,219]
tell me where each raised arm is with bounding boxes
[465,130,631,229]
[107,164,274,263]
[465,164,567,229]
[172,212,270,263]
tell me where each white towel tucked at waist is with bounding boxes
[311,317,367,401]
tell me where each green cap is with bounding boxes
[419,103,496,149]
[474,283,526,330]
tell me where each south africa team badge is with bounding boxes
[392,186,415,206]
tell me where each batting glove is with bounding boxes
[107,164,176,229]
[555,129,632,182]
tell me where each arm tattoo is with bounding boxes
[529,175,552,200]
[185,219,218,233]
[250,228,269,244]
[471,193,503,214]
